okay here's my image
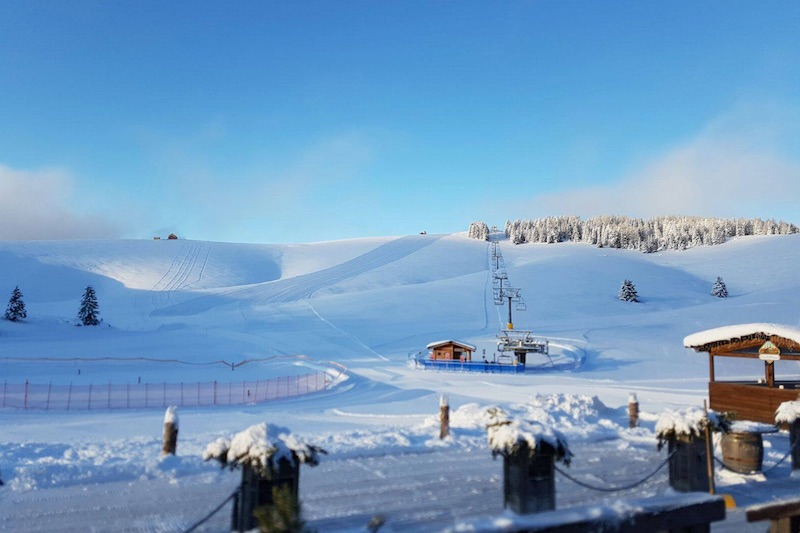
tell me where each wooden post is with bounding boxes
[233,458,300,532]
[704,401,716,496]
[709,353,715,382]
[791,420,800,472]
[668,433,711,493]
[503,441,556,514]
[162,406,179,455]
[766,361,775,388]
[440,395,450,439]
[628,393,639,428]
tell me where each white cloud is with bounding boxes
[0,165,123,240]
[528,107,800,223]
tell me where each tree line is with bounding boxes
[467,216,797,252]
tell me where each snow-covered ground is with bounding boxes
[1,232,800,531]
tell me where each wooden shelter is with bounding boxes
[685,323,800,424]
[427,340,476,362]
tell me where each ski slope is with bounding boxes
[1,232,799,531]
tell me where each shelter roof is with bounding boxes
[426,339,477,351]
[684,323,800,353]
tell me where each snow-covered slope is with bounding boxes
[1,232,799,531]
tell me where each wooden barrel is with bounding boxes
[721,431,763,474]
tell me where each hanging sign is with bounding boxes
[759,340,781,362]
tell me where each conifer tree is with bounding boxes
[77,285,101,326]
[711,276,728,298]
[618,279,639,302]
[4,286,27,321]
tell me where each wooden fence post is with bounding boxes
[440,394,450,439]
[668,434,711,493]
[162,406,179,455]
[629,393,639,428]
[791,420,800,472]
[233,458,300,532]
[503,441,556,514]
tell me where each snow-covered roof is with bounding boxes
[426,339,477,351]
[684,323,800,352]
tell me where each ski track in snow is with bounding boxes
[147,241,211,310]
[152,234,441,317]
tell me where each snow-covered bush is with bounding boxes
[485,407,572,465]
[711,276,728,298]
[203,423,325,477]
[618,279,639,302]
[655,407,732,450]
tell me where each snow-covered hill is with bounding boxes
[1,232,799,531]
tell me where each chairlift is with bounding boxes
[516,302,527,312]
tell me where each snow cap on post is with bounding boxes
[164,405,179,429]
[485,407,572,465]
[203,422,325,475]
[655,407,731,449]
[776,401,800,425]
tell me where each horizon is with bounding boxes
[2,2,799,244]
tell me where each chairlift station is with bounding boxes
[490,241,549,365]
[416,236,550,372]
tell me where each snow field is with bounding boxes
[1,232,799,530]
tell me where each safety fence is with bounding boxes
[414,358,526,374]
[1,372,332,411]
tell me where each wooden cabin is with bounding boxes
[427,340,476,362]
[685,323,800,424]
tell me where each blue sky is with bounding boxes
[1,1,798,243]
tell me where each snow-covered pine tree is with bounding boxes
[4,286,27,321]
[77,285,101,326]
[618,279,639,302]
[711,276,728,298]
[467,221,490,241]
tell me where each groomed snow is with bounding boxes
[1,232,800,531]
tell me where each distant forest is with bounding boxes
[467,216,798,253]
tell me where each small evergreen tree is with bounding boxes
[253,484,307,533]
[711,276,728,298]
[77,285,101,326]
[618,279,639,302]
[4,286,27,321]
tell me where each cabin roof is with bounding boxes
[426,339,477,351]
[684,323,800,353]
